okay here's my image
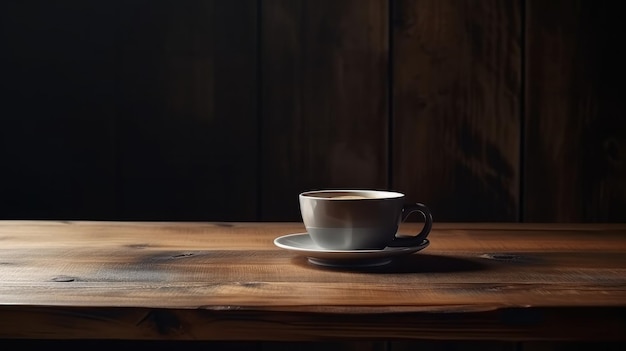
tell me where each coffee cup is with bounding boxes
[299,189,432,250]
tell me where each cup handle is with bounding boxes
[388,203,433,247]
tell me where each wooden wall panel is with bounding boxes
[261,0,389,221]
[392,0,522,221]
[2,1,624,224]
[0,0,259,221]
[0,1,118,219]
[115,0,258,220]
[524,0,626,222]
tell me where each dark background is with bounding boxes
[1,0,625,223]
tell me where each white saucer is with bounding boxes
[274,233,429,268]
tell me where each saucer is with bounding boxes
[273,233,429,268]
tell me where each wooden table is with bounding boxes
[0,221,625,343]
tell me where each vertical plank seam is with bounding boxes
[387,0,395,190]
[113,0,122,220]
[519,0,527,223]
[256,0,264,221]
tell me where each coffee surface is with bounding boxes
[329,195,370,200]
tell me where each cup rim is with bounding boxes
[299,189,405,200]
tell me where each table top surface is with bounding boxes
[1,220,625,341]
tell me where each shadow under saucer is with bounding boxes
[292,253,490,274]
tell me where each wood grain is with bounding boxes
[0,221,625,341]
[392,0,522,221]
[2,1,624,226]
[115,0,258,221]
[261,0,389,221]
[524,0,626,222]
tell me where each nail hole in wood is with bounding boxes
[480,253,522,261]
[171,253,194,258]
[51,276,76,282]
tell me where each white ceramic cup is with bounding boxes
[299,189,432,250]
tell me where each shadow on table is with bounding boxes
[292,253,492,273]
[377,253,490,273]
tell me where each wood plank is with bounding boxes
[1,306,625,341]
[524,0,626,222]
[261,0,389,221]
[390,340,518,351]
[0,1,118,219]
[261,341,387,351]
[392,0,522,221]
[521,342,626,351]
[0,340,259,351]
[115,0,258,221]
[0,221,625,341]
